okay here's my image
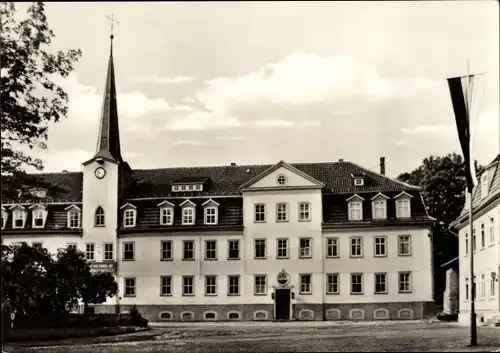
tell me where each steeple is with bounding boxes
[84,33,123,165]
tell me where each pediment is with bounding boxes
[202,199,220,207]
[370,192,390,201]
[157,200,175,208]
[29,203,47,210]
[346,194,365,202]
[179,199,196,207]
[120,202,137,210]
[240,161,324,190]
[394,191,413,199]
[64,204,82,211]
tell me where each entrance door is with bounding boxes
[274,289,291,320]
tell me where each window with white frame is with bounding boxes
[205,275,217,296]
[183,240,194,260]
[160,276,172,296]
[13,209,24,228]
[374,273,387,293]
[205,240,217,260]
[490,217,495,245]
[398,235,412,256]
[277,238,288,258]
[124,278,136,297]
[254,275,267,295]
[228,275,240,296]
[68,210,80,228]
[326,274,339,294]
[472,228,476,251]
[160,207,174,225]
[396,198,411,218]
[473,275,477,299]
[1,211,6,229]
[465,232,469,255]
[351,273,363,294]
[348,201,363,221]
[299,202,311,222]
[204,207,217,225]
[480,173,488,199]
[161,240,172,260]
[95,207,105,227]
[182,207,195,225]
[254,204,266,222]
[277,174,287,185]
[354,178,364,186]
[123,242,135,260]
[104,243,114,261]
[123,209,136,227]
[276,203,288,222]
[67,243,77,251]
[490,272,496,297]
[326,237,339,258]
[32,209,44,228]
[299,274,312,294]
[465,277,469,301]
[299,238,312,258]
[228,240,240,260]
[350,237,363,257]
[374,236,387,257]
[398,272,412,293]
[480,273,485,299]
[254,239,266,259]
[183,276,194,296]
[372,199,387,220]
[86,243,95,261]
[480,223,485,248]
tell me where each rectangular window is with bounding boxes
[374,273,387,293]
[276,203,288,222]
[465,232,469,255]
[69,210,80,228]
[299,274,312,294]
[473,275,477,300]
[480,273,485,299]
[124,209,135,227]
[396,199,410,218]
[124,277,136,297]
[373,200,386,219]
[123,242,135,261]
[205,275,217,296]
[351,273,363,294]
[277,238,288,259]
[348,202,362,221]
[374,236,387,257]
[67,243,77,251]
[490,272,496,297]
[160,208,173,225]
[32,210,44,227]
[399,272,412,293]
[299,202,311,222]
[160,276,172,296]
[13,210,24,228]
[490,218,495,245]
[326,274,339,294]
[104,243,114,261]
[161,240,172,261]
[299,238,312,258]
[205,240,217,260]
[465,277,469,301]
[183,240,194,260]
[182,207,195,225]
[183,276,194,296]
[480,223,485,249]
[228,275,240,296]
[472,228,476,252]
[326,237,339,258]
[398,235,411,256]
[254,239,266,259]
[228,240,240,259]
[1,213,5,229]
[205,207,217,225]
[254,204,266,222]
[86,243,95,261]
[350,237,363,257]
[254,275,267,295]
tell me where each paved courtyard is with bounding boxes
[4,321,500,353]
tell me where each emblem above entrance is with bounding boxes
[277,269,290,286]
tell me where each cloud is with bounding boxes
[400,124,454,137]
[164,111,243,131]
[252,120,321,128]
[172,140,206,146]
[132,74,196,84]
[394,139,409,146]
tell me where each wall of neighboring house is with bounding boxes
[442,266,459,315]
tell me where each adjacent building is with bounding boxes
[0,36,436,322]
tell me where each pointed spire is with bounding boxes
[88,33,123,165]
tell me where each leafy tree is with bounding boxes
[0,2,82,194]
[81,272,118,314]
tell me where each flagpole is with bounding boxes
[467,58,477,347]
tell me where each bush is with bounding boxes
[129,305,149,328]
[3,313,133,330]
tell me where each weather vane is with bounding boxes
[105,14,119,38]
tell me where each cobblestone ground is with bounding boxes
[4,321,500,353]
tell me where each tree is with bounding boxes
[81,272,118,314]
[0,2,82,190]
[397,153,483,304]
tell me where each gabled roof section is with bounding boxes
[120,202,137,210]
[9,204,26,210]
[28,203,47,210]
[157,200,175,207]
[346,194,365,202]
[239,160,325,190]
[370,192,390,201]
[64,204,81,211]
[179,199,196,207]
[202,199,220,207]
[394,191,414,199]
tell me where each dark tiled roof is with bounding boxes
[171,176,210,184]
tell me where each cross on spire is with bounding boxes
[106,14,119,39]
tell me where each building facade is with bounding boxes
[451,155,500,326]
[0,37,435,322]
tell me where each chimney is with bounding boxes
[380,157,386,175]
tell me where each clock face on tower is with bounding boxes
[94,167,106,179]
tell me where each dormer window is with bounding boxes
[202,199,220,225]
[480,173,489,199]
[10,205,27,229]
[180,199,196,225]
[29,204,48,228]
[394,192,413,219]
[65,205,81,229]
[346,194,364,221]
[121,203,137,228]
[158,201,175,226]
[371,193,389,220]
[1,207,8,230]
[172,183,204,192]
[354,178,364,186]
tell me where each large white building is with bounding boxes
[0,37,435,322]
[451,154,500,325]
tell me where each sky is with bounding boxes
[17,1,500,177]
